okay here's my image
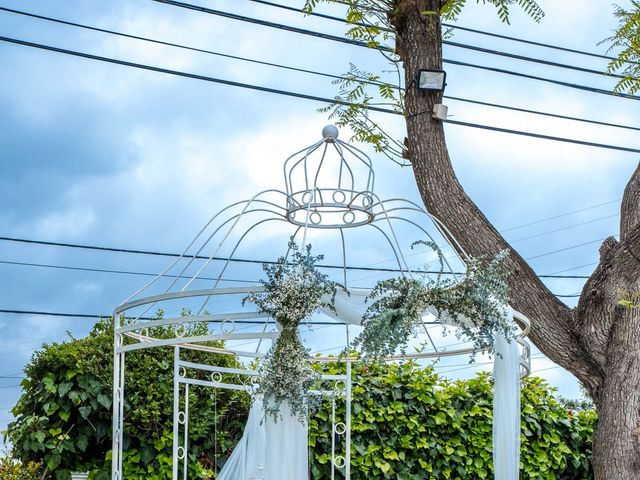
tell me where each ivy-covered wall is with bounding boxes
[4,321,594,479]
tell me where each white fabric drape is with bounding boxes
[320,289,369,325]
[217,397,266,480]
[217,398,308,480]
[492,307,521,480]
[264,402,309,479]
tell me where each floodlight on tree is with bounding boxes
[416,69,447,92]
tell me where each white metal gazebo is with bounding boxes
[111,125,531,480]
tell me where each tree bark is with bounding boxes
[390,1,640,477]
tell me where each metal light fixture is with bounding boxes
[416,69,446,92]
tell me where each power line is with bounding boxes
[444,119,640,154]
[0,235,457,275]
[150,0,640,101]
[442,24,634,65]
[245,0,625,80]
[0,235,593,281]
[0,309,338,326]
[508,214,619,243]
[3,7,639,134]
[247,0,631,66]
[525,237,608,261]
[500,199,620,232]
[0,259,259,284]
[0,250,585,297]
[445,96,640,133]
[0,7,353,85]
[2,34,639,155]
[543,263,597,276]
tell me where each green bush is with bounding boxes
[310,362,595,479]
[4,318,248,480]
[0,453,43,480]
[4,319,595,479]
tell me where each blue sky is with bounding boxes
[1,0,638,432]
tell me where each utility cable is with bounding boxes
[0,259,260,284]
[0,235,595,280]
[3,7,639,133]
[149,0,640,100]
[444,119,640,153]
[1,34,639,154]
[508,214,619,243]
[543,263,598,276]
[247,0,634,65]
[244,0,625,79]
[501,199,621,232]
[445,96,640,133]
[525,237,608,261]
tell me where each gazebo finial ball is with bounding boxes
[322,124,339,140]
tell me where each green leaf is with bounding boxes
[46,453,61,471]
[78,405,92,419]
[96,394,111,409]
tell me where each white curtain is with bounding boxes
[217,397,266,480]
[320,289,369,325]
[264,402,309,479]
[493,307,521,480]
[217,398,308,480]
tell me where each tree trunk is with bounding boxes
[391,1,640,477]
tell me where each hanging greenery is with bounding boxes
[353,242,513,359]
[243,241,343,422]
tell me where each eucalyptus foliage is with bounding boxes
[243,241,343,421]
[354,242,512,359]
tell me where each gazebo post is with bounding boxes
[111,313,125,480]
[345,360,352,480]
[172,346,180,480]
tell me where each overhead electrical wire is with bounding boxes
[1,34,639,154]
[0,235,601,280]
[508,213,619,243]
[440,24,637,65]
[2,7,639,133]
[0,257,581,298]
[544,262,598,276]
[246,0,636,66]
[244,0,627,79]
[525,237,609,261]
[0,259,260,284]
[149,0,640,101]
[501,199,621,232]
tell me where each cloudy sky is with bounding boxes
[1,0,638,432]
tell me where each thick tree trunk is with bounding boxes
[390,1,640,478]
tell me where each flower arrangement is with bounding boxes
[353,242,513,359]
[244,241,343,422]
